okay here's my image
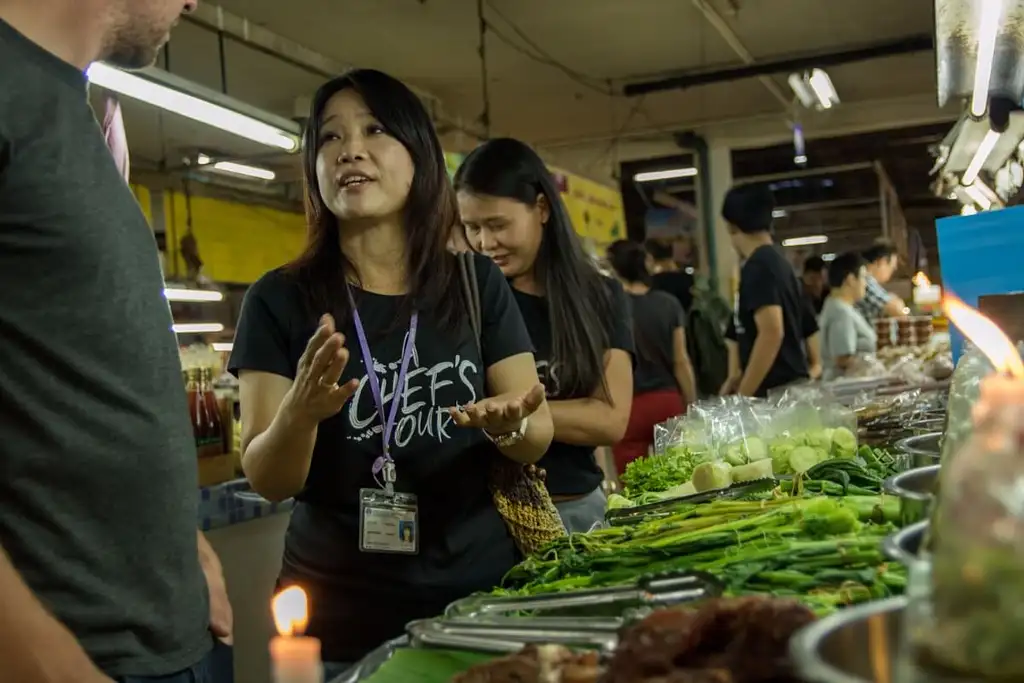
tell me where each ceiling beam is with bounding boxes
[689,0,790,109]
[623,34,933,97]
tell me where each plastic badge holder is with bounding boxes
[925,402,1024,679]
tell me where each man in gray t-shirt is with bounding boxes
[819,252,878,381]
[0,1,231,681]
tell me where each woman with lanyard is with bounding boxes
[228,70,553,675]
[455,138,634,532]
[606,240,696,473]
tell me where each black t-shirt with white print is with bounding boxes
[512,277,634,496]
[228,253,533,663]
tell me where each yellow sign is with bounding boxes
[444,152,463,180]
[550,167,626,249]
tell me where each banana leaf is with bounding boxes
[362,648,495,683]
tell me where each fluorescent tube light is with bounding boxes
[173,322,225,334]
[807,69,840,110]
[821,252,837,262]
[782,235,829,247]
[787,73,816,109]
[633,167,698,182]
[970,0,1004,117]
[212,342,234,353]
[962,182,993,210]
[87,63,300,152]
[164,287,224,302]
[197,154,276,181]
[772,209,787,218]
[961,129,1000,186]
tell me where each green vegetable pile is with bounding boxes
[499,496,906,615]
[619,443,902,506]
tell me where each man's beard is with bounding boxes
[101,27,168,69]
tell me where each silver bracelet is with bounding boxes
[483,416,529,448]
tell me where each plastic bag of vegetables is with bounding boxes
[923,399,1024,678]
[939,344,994,467]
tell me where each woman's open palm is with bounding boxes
[450,383,545,435]
[286,314,359,424]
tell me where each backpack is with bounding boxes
[686,278,731,398]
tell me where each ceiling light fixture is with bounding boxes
[197,154,276,181]
[772,209,787,218]
[961,129,1001,186]
[782,235,829,247]
[172,322,225,334]
[807,69,840,110]
[164,287,224,303]
[970,0,1004,118]
[821,253,837,262]
[212,342,234,353]
[87,63,300,152]
[962,182,994,210]
[633,167,698,182]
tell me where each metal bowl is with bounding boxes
[907,416,946,434]
[882,520,929,566]
[791,597,905,683]
[894,431,942,469]
[790,597,980,683]
[882,465,938,527]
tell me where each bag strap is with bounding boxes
[457,251,482,356]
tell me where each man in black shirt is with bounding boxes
[722,184,811,397]
[645,237,694,313]
[802,255,829,315]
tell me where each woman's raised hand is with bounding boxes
[449,383,546,436]
[284,314,359,426]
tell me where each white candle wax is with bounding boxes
[270,635,323,683]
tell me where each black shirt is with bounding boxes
[733,245,811,397]
[512,277,634,496]
[228,253,532,662]
[630,291,686,394]
[651,269,694,313]
[0,19,208,677]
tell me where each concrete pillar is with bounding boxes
[708,142,738,304]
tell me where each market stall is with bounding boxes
[236,331,965,683]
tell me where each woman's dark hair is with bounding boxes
[454,138,613,399]
[644,237,674,261]
[827,251,866,290]
[608,240,651,285]
[288,69,464,330]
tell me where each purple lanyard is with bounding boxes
[347,288,418,488]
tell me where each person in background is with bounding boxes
[856,241,906,321]
[606,240,696,473]
[0,1,236,683]
[230,71,553,674]
[819,251,877,380]
[802,255,829,315]
[721,183,811,397]
[456,138,634,533]
[645,237,694,313]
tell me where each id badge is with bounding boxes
[358,488,419,555]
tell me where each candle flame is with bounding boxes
[912,271,932,287]
[272,586,309,637]
[943,293,1024,378]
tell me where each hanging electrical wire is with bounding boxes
[476,0,492,138]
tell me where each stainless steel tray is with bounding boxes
[605,477,778,526]
[406,616,619,655]
[894,432,942,469]
[445,570,719,619]
[331,635,408,683]
[882,464,937,527]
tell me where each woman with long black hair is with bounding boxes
[455,138,634,532]
[606,240,696,473]
[228,71,554,673]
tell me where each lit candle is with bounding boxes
[942,293,1024,414]
[270,586,323,683]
